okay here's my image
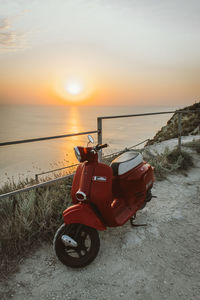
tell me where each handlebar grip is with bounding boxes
[95,143,108,151]
[101,143,108,149]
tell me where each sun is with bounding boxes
[65,80,83,96]
[54,75,94,103]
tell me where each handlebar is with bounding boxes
[95,143,108,151]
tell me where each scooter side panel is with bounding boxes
[113,162,154,214]
[90,163,116,226]
[63,203,106,230]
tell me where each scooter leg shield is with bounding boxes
[63,203,106,231]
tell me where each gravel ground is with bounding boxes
[1,151,200,300]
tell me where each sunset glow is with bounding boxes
[0,1,199,106]
[53,76,94,104]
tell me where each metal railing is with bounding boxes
[35,163,79,182]
[0,130,98,147]
[97,110,198,161]
[97,111,175,160]
[1,108,200,199]
[0,130,98,199]
[0,174,74,199]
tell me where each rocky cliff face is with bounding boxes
[147,102,200,145]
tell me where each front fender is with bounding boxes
[63,203,106,231]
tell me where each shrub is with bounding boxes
[183,139,200,154]
[142,147,193,180]
[166,148,193,170]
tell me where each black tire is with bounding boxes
[53,223,100,268]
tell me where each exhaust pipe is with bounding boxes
[61,235,78,248]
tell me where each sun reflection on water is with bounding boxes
[68,106,82,136]
[57,106,86,170]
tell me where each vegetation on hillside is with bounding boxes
[147,102,200,145]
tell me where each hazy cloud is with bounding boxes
[0,18,9,30]
[0,17,27,51]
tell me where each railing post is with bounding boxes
[97,117,102,161]
[35,174,39,183]
[178,112,182,152]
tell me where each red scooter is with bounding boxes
[53,135,154,268]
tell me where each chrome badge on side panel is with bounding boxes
[92,176,107,182]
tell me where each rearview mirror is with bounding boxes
[88,135,94,144]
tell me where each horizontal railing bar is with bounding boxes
[0,174,74,199]
[99,111,175,120]
[35,163,79,177]
[103,139,149,158]
[0,130,98,147]
[128,139,149,149]
[98,109,200,120]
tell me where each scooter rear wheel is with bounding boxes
[53,223,100,268]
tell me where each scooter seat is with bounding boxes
[110,151,143,176]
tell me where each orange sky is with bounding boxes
[0,0,200,106]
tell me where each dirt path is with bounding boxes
[1,153,200,300]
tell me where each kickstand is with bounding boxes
[130,214,147,227]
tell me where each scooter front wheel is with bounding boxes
[53,223,100,268]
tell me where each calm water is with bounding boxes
[0,105,175,184]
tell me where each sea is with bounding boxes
[0,105,176,185]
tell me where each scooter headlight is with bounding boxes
[74,147,81,162]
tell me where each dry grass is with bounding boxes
[0,177,72,278]
[143,147,193,180]
[183,139,200,154]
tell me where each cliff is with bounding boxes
[147,102,200,145]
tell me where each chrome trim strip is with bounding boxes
[93,176,107,182]
[76,190,87,201]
